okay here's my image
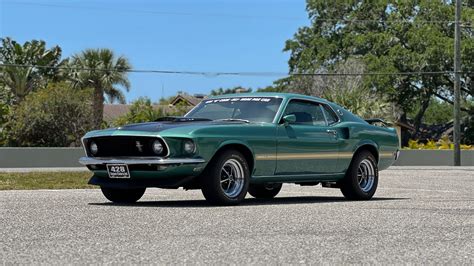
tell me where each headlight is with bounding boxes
[152,140,164,155]
[183,140,196,154]
[90,141,98,155]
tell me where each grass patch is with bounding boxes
[0,172,96,190]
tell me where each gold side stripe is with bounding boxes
[278,153,339,159]
[256,152,352,161]
[380,152,395,158]
[256,151,395,161]
[255,154,277,160]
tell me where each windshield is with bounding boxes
[185,97,283,123]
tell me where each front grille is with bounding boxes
[84,136,168,157]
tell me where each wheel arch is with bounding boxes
[352,141,379,163]
[212,141,255,174]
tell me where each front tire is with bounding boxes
[248,183,282,199]
[340,150,378,200]
[200,149,250,205]
[100,187,146,203]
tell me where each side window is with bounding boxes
[283,100,327,126]
[322,105,339,125]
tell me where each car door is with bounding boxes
[320,103,348,173]
[276,99,339,175]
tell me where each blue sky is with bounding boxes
[1,0,309,102]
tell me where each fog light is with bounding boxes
[152,140,164,155]
[183,140,195,154]
[90,141,98,155]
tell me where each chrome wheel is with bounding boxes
[357,159,375,193]
[220,158,245,198]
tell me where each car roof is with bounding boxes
[205,92,368,124]
[208,92,329,103]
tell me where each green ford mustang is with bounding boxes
[79,93,399,205]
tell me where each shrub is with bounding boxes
[4,82,94,147]
[0,87,13,146]
[113,97,191,126]
[406,137,472,150]
[113,97,165,126]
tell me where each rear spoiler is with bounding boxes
[365,118,392,127]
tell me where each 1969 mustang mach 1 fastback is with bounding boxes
[80,93,399,205]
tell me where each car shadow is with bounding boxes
[89,196,408,208]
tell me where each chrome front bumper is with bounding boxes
[79,157,205,165]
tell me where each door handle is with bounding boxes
[326,129,337,137]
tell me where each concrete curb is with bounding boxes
[393,150,474,166]
[0,148,473,168]
[0,167,88,173]
[0,147,84,167]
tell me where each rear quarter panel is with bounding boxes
[335,122,399,172]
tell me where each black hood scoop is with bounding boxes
[116,117,213,132]
[155,116,212,122]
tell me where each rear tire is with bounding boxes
[340,150,378,200]
[248,183,282,199]
[100,187,146,203]
[200,149,250,205]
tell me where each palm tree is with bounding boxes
[68,49,131,128]
[0,37,64,101]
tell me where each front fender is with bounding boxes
[216,139,255,155]
[215,140,256,171]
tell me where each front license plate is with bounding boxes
[106,164,130,178]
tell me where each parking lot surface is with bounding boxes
[1,167,473,264]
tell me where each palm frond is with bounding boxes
[105,87,126,104]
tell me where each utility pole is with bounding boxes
[453,0,462,166]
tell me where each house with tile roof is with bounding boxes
[169,93,206,107]
[103,93,204,123]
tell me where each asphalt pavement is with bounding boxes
[1,167,473,264]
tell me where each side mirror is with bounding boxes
[282,114,296,126]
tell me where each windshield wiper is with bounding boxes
[214,118,250,123]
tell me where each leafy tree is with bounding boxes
[170,101,194,116]
[67,48,131,129]
[283,1,474,145]
[277,58,395,120]
[409,98,454,125]
[4,82,94,147]
[256,85,285,93]
[114,97,191,126]
[0,37,64,100]
[114,97,165,126]
[463,114,474,145]
[0,85,13,145]
[210,86,252,95]
[0,85,12,124]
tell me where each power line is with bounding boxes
[4,1,472,25]
[1,63,472,77]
